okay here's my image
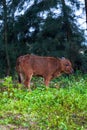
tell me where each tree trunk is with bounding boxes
[61,0,71,41]
[2,0,10,75]
[84,0,87,29]
[61,0,72,61]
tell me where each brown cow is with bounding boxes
[16,54,73,89]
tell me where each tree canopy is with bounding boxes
[0,0,86,76]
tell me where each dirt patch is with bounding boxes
[0,125,28,130]
[0,125,9,130]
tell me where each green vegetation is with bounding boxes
[0,74,87,130]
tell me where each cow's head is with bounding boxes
[61,57,73,74]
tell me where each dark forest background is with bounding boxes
[0,0,87,77]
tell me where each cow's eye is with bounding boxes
[65,64,69,66]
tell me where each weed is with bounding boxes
[0,75,87,129]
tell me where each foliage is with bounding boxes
[0,0,86,76]
[0,74,87,129]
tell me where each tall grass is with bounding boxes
[0,74,87,129]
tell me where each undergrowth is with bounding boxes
[0,74,87,130]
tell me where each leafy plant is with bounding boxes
[0,75,87,129]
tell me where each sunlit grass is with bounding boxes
[0,74,87,129]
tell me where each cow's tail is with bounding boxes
[16,58,22,83]
[18,74,22,83]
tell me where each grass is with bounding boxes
[0,74,87,130]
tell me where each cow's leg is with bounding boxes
[24,74,32,90]
[44,76,51,87]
